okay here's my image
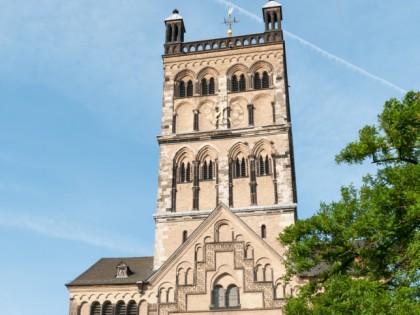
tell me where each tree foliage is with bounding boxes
[279,91,420,314]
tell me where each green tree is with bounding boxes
[279,91,420,315]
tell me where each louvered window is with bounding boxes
[209,78,215,94]
[239,74,246,91]
[179,81,186,97]
[116,302,126,315]
[202,160,214,180]
[259,156,270,175]
[187,80,193,96]
[186,162,191,182]
[201,78,208,95]
[102,302,113,315]
[91,302,101,315]
[231,75,239,92]
[254,72,261,89]
[262,71,269,88]
[127,301,137,315]
[234,158,247,178]
[180,162,192,183]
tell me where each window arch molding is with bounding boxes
[197,145,218,181]
[174,69,197,98]
[226,64,249,92]
[210,271,240,310]
[214,219,233,242]
[174,147,196,184]
[197,67,219,96]
[229,143,250,179]
[249,61,273,75]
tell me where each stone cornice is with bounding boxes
[157,124,291,145]
[154,203,296,221]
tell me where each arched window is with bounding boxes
[187,80,193,97]
[231,75,239,92]
[91,302,101,315]
[167,26,172,42]
[127,301,137,315]
[174,25,179,41]
[179,81,186,97]
[102,302,113,315]
[202,160,214,180]
[212,285,225,308]
[182,230,188,243]
[262,71,269,88]
[259,155,270,175]
[254,72,261,90]
[239,74,246,91]
[180,162,192,182]
[201,78,208,95]
[226,285,239,307]
[234,157,247,178]
[261,224,267,238]
[209,78,215,94]
[115,302,126,315]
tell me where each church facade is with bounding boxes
[66,1,302,314]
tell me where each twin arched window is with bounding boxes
[179,80,193,98]
[212,284,239,309]
[202,160,214,180]
[231,74,246,92]
[234,157,247,178]
[258,155,271,176]
[201,78,215,95]
[254,71,270,89]
[179,162,192,183]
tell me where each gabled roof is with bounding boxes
[148,202,285,284]
[66,257,155,287]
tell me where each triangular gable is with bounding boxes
[148,202,285,284]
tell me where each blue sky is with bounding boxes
[0,1,418,314]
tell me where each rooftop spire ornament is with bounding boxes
[223,1,238,36]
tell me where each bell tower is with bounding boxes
[164,9,186,55]
[154,0,297,269]
[263,0,283,32]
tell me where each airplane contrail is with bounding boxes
[214,0,408,94]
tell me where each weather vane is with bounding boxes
[223,1,239,36]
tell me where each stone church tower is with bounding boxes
[66,2,301,314]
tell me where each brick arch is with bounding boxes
[214,219,233,242]
[249,60,273,74]
[251,93,274,126]
[173,147,195,165]
[226,63,249,77]
[196,145,218,162]
[174,101,195,112]
[229,142,250,160]
[251,92,273,105]
[252,139,277,157]
[196,66,219,81]
[229,95,249,106]
[211,265,240,288]
[174,69,196,82]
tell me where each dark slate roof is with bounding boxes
[299,262,330,278]
[66,256,155,286]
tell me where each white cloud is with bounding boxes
[0,209,146,254]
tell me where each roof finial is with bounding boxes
[223,1,239,36]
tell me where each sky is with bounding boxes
[0,0,419,314]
